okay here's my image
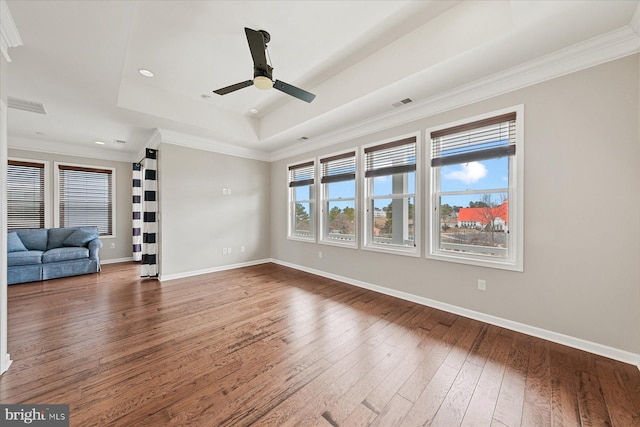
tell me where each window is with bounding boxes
[320,150,357,247]
[428,106,523,271]
[7,160,47,230]
[288,160,315,241]
[363,135,419,255]
[56,163,115,236]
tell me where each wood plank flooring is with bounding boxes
[1,262,639,426]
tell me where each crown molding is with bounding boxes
[8,136,134,163]
[0,0,23,63]
[270,25,640,162]
[156,128,271,162]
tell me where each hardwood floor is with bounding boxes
[1,262,639,426]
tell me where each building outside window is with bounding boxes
[288,160,315,241]
[363,135,419,256]
[428,106,523,271]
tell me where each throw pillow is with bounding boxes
[62,229,98,247]
[8,232,28,252]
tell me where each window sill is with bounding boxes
[287,235,316,243]
[426,251,523,272]
[319,239,358,249]
[362,244,420,258]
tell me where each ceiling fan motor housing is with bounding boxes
[254,65,273,81]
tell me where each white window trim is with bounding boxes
[287,158,316,243]
[361,132,421,258]
[318,148,359,249]
[53,161,116,238]
[8,157,52,229]
[426,104,524,272]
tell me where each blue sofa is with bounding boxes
[7,227,102,285]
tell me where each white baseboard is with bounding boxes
[271,259,640,370]
[101,257,134,265]
[158,259,271,282]
[1,353,12,375]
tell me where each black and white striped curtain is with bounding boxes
[132,149,159,277]
[141,148,158,277]
[132,163,142,261]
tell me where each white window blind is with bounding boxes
[431,112,516,167]
[288,161,315,187]
[320,151,356,183]
[58,165,113,235]
[7,160,45,230]
[364,136,416,177]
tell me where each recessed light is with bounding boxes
[94,140,106,145]
[249,108,259,114]
[138,69,154,78]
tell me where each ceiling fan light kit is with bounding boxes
[213,27,315,103]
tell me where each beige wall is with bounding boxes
[157,143,271,277]
[7,148,133,262]
[271,55,640,356]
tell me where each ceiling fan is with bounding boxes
[213,27,316,103]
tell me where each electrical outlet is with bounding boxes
[318,251,323,259]
[478,279,487,291]
[109,243,115,249]
[240,246,245,253]
[222,248,228,255]
[228,247,232,254]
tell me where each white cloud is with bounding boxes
[444,162,487,184]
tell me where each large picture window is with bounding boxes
[56,163,115,236]
[7,160,47,230]
[363,135,419,255]
[320,150,357,247]
[429,107,523,271]
[288,160,315,241]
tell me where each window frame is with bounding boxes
[54,161,116,238]
[426,105,524,271]
[7,157,51,229]
[362,132,421,257]
[319,149,358,248]
[287,159,316,243]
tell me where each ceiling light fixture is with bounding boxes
[253,75,273,90]
[138,69,154,78]
[249,108,259,114]
[94,140,105,145]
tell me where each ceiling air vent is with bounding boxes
[114,139,127,144]
[7,96,47,114]
[392,98,413,108]
[297,136,309,141]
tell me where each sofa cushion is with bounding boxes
[63,228,99,247]
[42,247,89,263]
[8,232,28,252]
[8,250,43,266]
[14,229,48,251]
[47,227,77,250]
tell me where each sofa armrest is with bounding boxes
[88,238,103,261]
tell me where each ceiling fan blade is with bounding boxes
[274,80,316,103]
[213,80,253,95]
[245,27,268,70]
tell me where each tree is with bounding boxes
[468,194,507,247]
[328,206,341,223]
[295,203,310,231]
[383,200,414,237]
